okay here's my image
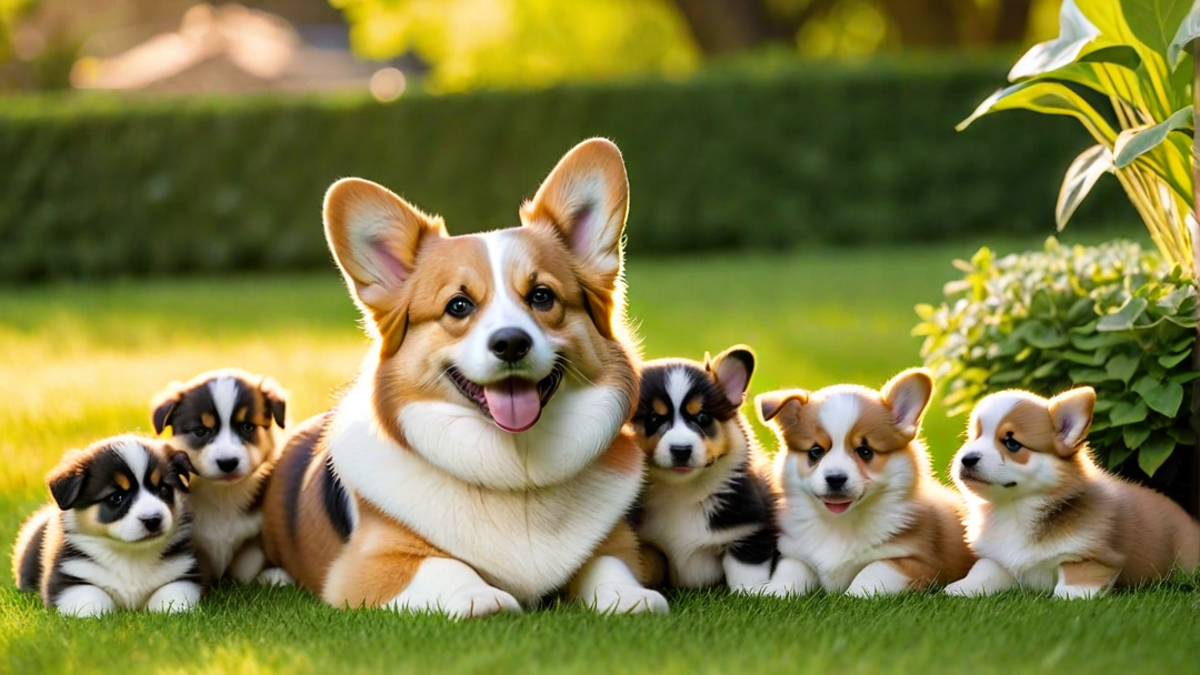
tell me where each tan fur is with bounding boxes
[886,481,976,587]
[261,446,347,594]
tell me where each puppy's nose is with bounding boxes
[961,453,981,468]
[669,445,692,466]
[140,515,162,533]
[489,328,532,363]
[825,472,848,490]
[217,458,240,474]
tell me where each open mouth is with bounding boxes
[959,472,1016,489]
[821,498,853,515]
[448,363,564,433]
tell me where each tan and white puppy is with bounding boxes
[262,138,667,618]
[945,387,1200,599]
[758,369,973,597]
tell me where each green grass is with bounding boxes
[2,235,1197,674]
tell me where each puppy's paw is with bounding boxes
[390,584,521,619]
[943,580,986,597]
[729,581,772,596]
[587,583,669,615]
[146,581,202,613]
[56,585,117,618]
[254,567,294,587]
[1054,584,1104,600]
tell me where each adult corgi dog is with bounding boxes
[12,435,203,616]
[757,369,973,596]
[262,138,667,618]
[630,346,778,592]
[945,386,1200,599]
[152,369,290,584]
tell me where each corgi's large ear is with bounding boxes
[881,368,934,440]
[259,377,288,429]
[46,451,87,511]
[1048,386,1095,457]
[521,138,629,339]
[150,384,183,435]
[706,345,755,407]
[323,178,448,354]
[756,390,809,426]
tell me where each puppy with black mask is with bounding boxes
[151,368,290,585]
[629,345,778,593]
[12,435,203,616]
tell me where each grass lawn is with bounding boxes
[2,235,1197,674]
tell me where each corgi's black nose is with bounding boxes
[961,453,981,468]
[217,458,240,474]
[140,515,162,533]
[489,328,532,363]
[669,445,692,466]
[825,472,848,490]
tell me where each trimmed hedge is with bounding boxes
[0,59,1133,282]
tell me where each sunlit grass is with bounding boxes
[3,232,1192,675]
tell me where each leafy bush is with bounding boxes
[0,58,1132,283]
[914,238,1199,479]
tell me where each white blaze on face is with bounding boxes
[809,391,865,502]
[109,440,173,543]
[653,368,706,471]
[953,392,1061,501]
[452,231,558,433]
[198,377,250,480]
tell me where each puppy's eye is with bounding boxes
[106,491,126,507]
[445,295,476,319]
[1002,433,1023,453]
[239,422,256,435]
[193,427,212,439]
[158,484,173,499]
[807,445,825,462]
[527,286,556,312]
[856,445,874,461]
[694,412,713,427]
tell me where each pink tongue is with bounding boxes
[824,501,851,514]
[483,378,542,433]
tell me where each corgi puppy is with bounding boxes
[151,369,290,584]
[261,138,667,618]
[11,435,203,617]
[945,386,1200,599]
[630,346,777,592]
[757,369,973,596]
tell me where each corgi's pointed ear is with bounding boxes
[757,390,808,425]
[46,451,87,510]
[150,383,184,435]
[709,345,755,406]
[1048,386,1095,457]
[323,178,447,352]
[521,138,629,339]
[881,368,933,440]
[259,377,288,429]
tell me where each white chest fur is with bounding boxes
[188,477,264,578]
[638,470,755,588]
[62,530,194,609]
[329,378,642,604]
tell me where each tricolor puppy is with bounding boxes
[945,387,1200,599]
[151,369,289,584]
[11,435,203,617]
[262,138,667,618]
[757,369,973,597]
[630,346,777,592]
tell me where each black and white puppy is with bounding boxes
[151,368,290,584]
[629,345,778,592]
[11,435,203,617]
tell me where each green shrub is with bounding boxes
[914,238,1199,477]
[0,59,1133,283]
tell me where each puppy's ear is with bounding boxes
[1048,386,1095,457]
[259,377,288,429]
[756,390,808,426]
[881,368,933,440]
[323,178,448,357]
[46,451,87,510]
[165,448,195,493]
[707,345,756,406]
[150,384,184,435]
[521,138,629,340]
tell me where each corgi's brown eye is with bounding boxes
[445,295,476,319]
[527,287,555,311]
[239,422,256,435]
[1002,433,1023,452]
[856,445,874,461]
[694,412,712,427]
[106,491,126,507]
[193,427,212,439]
[807,445,824,462]
[158,484,173,499]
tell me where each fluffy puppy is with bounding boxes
[945,386,1200,598]
[11,435,203,617]
[630,345,777,592]
[758,369,973,596]
[151,369,289,584]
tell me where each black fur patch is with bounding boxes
[708,466,779,566]
[15,513,49,592]
[153,371,286,449]
[279,413,352,541]
[320,457,353,542]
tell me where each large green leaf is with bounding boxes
[1096,296,1148,331]
[1137,434,1177,475]
[1109,398,1149,425]
[958,80,1117,144]
[1132,373,1185,415]
[1113,105,1194,168]
[1057,144,1113,230]
[1122,0,1192,58]
[1009,0,1101,80]
[1167,0,1200,67]
[1105,352,1141,382]
[1123,423,1152,449]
